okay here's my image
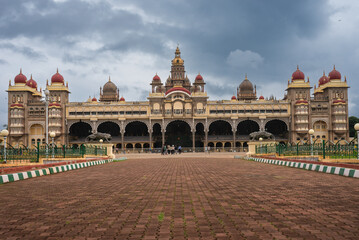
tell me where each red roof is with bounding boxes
[329,66,341,80]
[292,66,305,81]
[231,95,236,100]
[195,74,203,81]
[26,76,37,89]
[259,95,264,100]
[92,97,97,102]
[120,97,125,101]
[14,69,27,84]
[153,74,161,81]
[318,72,329,86]
[165,87,191,95]
[51,69,64,84]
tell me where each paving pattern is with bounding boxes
[0,157,359,239]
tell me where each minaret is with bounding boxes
[168,46,187,90]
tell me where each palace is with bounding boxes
[6,47,349,151]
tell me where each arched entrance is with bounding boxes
[125,121,148,136]
[195,123,205,147]
[97,121,120,137]
[209,120,232,136]
[237,120,259,137]
[165,120,192,147]
[265,120,288,139]
[69,122,92,142]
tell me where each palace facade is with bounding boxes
[6,47,349,151]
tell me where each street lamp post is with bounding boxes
[259,137,263,154]
[44,89,50,158]
[1,129,9,163]
[50,131,56,158]
[354,123,359,160]
[308,129,314,156]
[99,139,104,155]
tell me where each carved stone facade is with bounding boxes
[6,48,350,151]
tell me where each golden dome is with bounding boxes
[172,46,184,65]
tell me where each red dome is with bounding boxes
[259,95,264,100]
[14,69,27,84]
[329,66,341,80]
[292,66,305,81]
[92,97,97,102]
[195,74,203,81]
[318,72,329,86]
[120,97,125,101]
[231,95,236,100]
[165,87,191,96]
[51,69,64,84]
[26,75,37,89]
[153,74,161,81]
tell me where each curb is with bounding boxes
[0,159,113,184]
[236,156,359,179]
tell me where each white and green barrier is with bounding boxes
[237,156,359,178]
[0,159,114,184]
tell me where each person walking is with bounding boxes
[178,145,182,154]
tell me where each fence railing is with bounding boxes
[255,140,358,159]
[116,147,247,154]
[0,143,107,163]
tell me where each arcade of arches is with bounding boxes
[68,118,289,151]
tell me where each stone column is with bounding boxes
[121,130,124,151]
[192,129,195,151]
[204,129,208,151]
[233,129,236,152]
[162,130,165,147]
[149,129,152,149]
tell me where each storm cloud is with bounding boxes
[0,0,358,127]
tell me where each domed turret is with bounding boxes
[237,75,257,100]
[92,97,97,102]
[195,73,203,82]
[51,68,64,84]
[26,74,37,89]
[292,66,305,81]
[172,46,184,65]
[329,65,341,80]
[14,69,27,84]
[100,76,119,102]
[318,71,329,86]
[153,74,161,82]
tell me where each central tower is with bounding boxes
[165,46,191,92]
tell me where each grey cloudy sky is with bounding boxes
[0,0,358,127]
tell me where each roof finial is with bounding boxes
[108,76,111,82]
[323,70,325,76]
[30,74,32,79]
[307,76,309,83]
[345,76,347,82]
[20,68,22,74]
[245,73,247,80]
[56,68,59,73]
[297,65,299,70]
[46,79,48,86]
[9,79,11,86]
[333,64,336,70]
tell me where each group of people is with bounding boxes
[161,145,182,155]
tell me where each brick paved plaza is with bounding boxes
[1,156,359,239]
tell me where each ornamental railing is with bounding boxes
[255,139,358,159]
[0,143,107,163]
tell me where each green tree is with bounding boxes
[349,116,359,137]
